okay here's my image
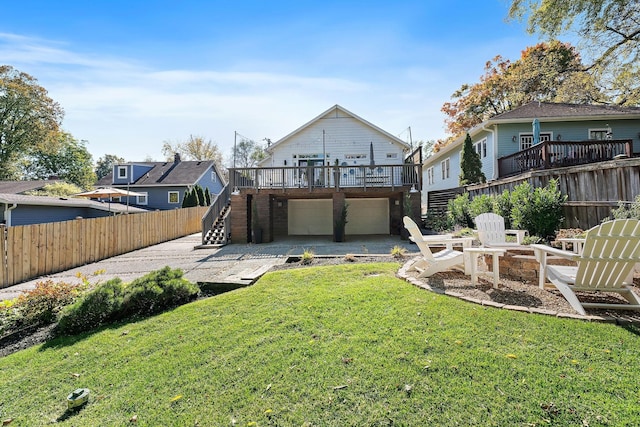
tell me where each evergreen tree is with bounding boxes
[182,188,198,208]
[459,133,486,186]
[194,185,205,206]
[181,189,191,208]
[204,187,211,206]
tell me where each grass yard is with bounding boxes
[1,263,639,426]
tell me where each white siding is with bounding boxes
[265,113,406,169]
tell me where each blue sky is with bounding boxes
[0,0,539,163]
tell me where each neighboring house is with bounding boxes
[0,179,62,195]
[0,193,147,227]
[422,102,640,210]
[97,154,226,210]
[226,104,421,243]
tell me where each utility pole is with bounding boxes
[233,131,237,169]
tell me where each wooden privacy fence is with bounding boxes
[0,206,207,288]
[468,157,640,229]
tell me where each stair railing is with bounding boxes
[201,184,230,245]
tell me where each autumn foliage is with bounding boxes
[441,41,602,143]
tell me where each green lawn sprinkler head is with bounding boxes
[67,388,90,410]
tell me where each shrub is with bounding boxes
[423,208,449,232]
[510,180,566,239]
[56,278,125,336]
[122,267,199,317]
[57,267,199,336]
[15,280,83,328]
[608,195,640,220]
[390,246,407,259]
[447,193,473,228]
[493,190,513,228]
[468,194,494,221]
[301,250,315,265]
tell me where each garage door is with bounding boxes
[288,199,333,235]
[345,198,389,235]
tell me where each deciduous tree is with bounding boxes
[22,132,96,189]
[232,137,266,168]
[508,0,640,105]
[25,181,83,197]
[441,41,601,140]
[0,65,64,179]
[162,135,224,169]
[95,154,125,180]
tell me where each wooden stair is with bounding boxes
[203,203,231,245]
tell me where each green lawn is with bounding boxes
[1,263,639,426]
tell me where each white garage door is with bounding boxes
[288,199,333,235]
[345,198,389,235]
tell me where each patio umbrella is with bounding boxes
[532,118,541,145]
[74,187,146,212]
[74,187,146,199]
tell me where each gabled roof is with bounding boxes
[264,104,410,154]
[0,193,148,213]
[97,160,225,187]
[490,102,640,122]
[0,179,61,194]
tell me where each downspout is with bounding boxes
[3,203,17,227]
[482,124,498,180]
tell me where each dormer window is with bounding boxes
[117,166,128,179]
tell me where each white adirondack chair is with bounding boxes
[403,216,471,278]
[532,219,640,315]
[474,212,527,247]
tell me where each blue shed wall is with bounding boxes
[10,205,112,226]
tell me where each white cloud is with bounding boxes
[0,30,529,162]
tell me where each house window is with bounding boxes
[295,153,326,159]
[520,133,551,150]
[427,167,434,185]
[441,158,450,180]
[211,171,217,183]
[386,153,398,159]
[345,154,367,159]
[168,191,180,204]
[117,166,127,179]
[474,138,487,158]
[589,128,612,140]
[137,193,148,205]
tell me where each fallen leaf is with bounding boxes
[2,419,13,426]
[70,373,80,378]
[129,414,137,423]
[506,354,517,359]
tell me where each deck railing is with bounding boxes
[228,163,422,191]
[497,139,633,178]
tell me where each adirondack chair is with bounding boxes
[532,219,640,315]
[474,212,527,247]
[402,216,472,278]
